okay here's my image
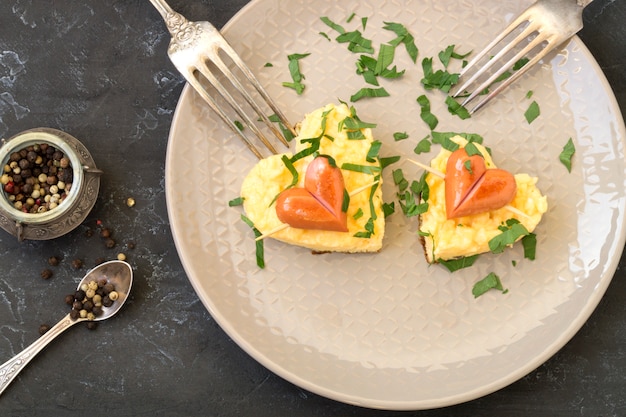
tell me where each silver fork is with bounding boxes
[450,0,594,114]
[149,0,295,158]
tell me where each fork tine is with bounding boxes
[181,67,266,159]
[459,30,550,110]
[214,40,296,146]
[194,60,282,155]
[451,12,533,97]
[466,41,556,114]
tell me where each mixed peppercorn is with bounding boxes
[65,278,119,323]
[1,143,73,213]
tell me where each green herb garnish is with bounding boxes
[416,95,439,130]
[342,189,350,212]
[228,197,244,207]
[463,142,481,157]
[472,272,507,298]
[521,233,537,260]
[366,140,382,162]
[350,87,390,102]
[382,202,395,217]
[241,215,265,268]
[524,100,540,124]
[559,137,575,173]
[379,155,401,170]
[268,114,295,142]
[393,132,409,141]
[445,96,471,120]
[340,163,381,175]
[438,254,479,272]
[283,53,311,95]
[382,21,419,63]
[488,219,530,254]
[414,137,432,155]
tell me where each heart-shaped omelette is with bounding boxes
[240,103,385,254]
[418,136,548,263]
[275,156,348,232]
[445,148,517,219]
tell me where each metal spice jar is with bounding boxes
[0,128,102,241]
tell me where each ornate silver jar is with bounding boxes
[0,128,102,241]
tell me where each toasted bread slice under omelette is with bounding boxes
[418,136,548,263]
[240,103,385,253]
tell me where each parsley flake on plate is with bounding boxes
[472,272,507,298]
[559,137,576,173]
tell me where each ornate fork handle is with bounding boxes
[149,0,203,49]
[0,314,79,396]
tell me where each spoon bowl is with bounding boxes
[76,260,133,322]
[0,260,133,396]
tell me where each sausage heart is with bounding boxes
[445,148,517,219]
[275,156,348,232]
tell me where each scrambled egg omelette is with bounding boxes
[241,103,385,253]
[419,136,548,262]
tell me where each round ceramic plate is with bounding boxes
[165,0,626,410]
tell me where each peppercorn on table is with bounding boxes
[0,0,625,416]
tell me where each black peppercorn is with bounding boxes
[86,321,98,330]
[104,238,116,248]
[38,324,50,335]
[102,296,113,307]
[83,300,94,312]
[74,289,85,301]
[100,228,111,238]
[64,294,74,305]
[48,256,60,266]
[40,269,53,280]
[71,259,83,269]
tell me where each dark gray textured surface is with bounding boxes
[0,1,624,415]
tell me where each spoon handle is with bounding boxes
[0,314,78,396]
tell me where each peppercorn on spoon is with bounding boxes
[0,260,133,396]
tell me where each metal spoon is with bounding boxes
[0,260,133,396]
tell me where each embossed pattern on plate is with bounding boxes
[165,0,626,410]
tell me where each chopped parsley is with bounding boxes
[379,155,401,170]
[559,137,576,173]
[393,169,429,217]
[382,202,395,217]
[414,137,432,155]
[522,233,537,260]
[393,131,409,141]
[488,219,530,254]
[340,163,381,175]
[438,254,479,272]
[382,21,419,63]
[241,215,265,268]
[416,95,439,130]
[228,196,244,207]
[282,53,310,95]
[524,100,540,124]
[268,114,296,142]
[350,87,390,102]
[472,272,507,298]
[445,96,471,120]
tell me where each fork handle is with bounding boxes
[148,0,176,17]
